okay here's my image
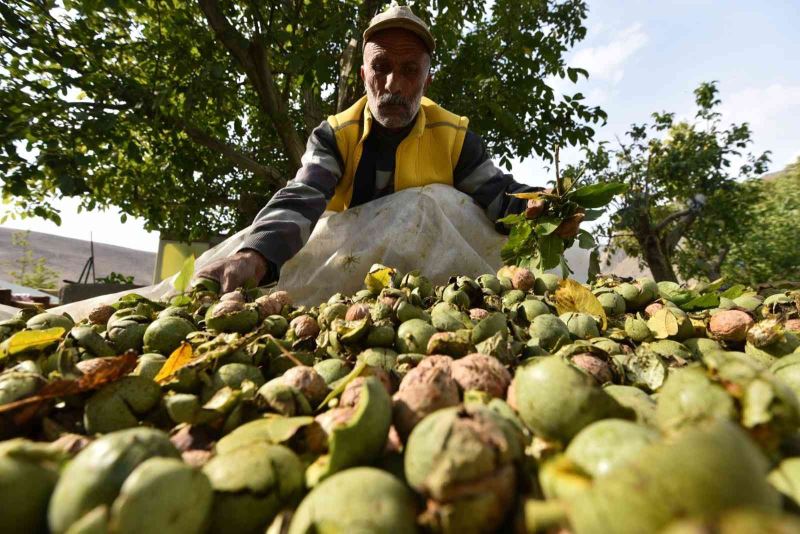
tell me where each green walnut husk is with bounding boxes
[288,467,418,534]
[768,456,800,506]
[107,457,213,534]
[205,301,259,334]
[0,369,45,405]
[107,318,149,353]
[513,356,632,442]
[396,318,438,354]
[142,316,196,355]
[83,375,162,435]
[660,509,800,534]
[306,376,391,486]
[48,427,180,534]
[565,419,659,478]
[26,312,74,331]
[203,442,304,534]
[566,421,781,534]
[655,366,736,434]
[71,325,116,357]
[529,314,571,352]
[603,385,657,426]
[0,439,62,534]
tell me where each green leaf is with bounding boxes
[720,284,747,299]
[570,182,628,208]
[534,216,562,236]
[681,293,720,311]
[582,208,606,222]
[172,254,195,294]
[497,213,525,226]
[577,229,595,249]
[537,234,564,271]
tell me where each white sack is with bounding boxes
[50,185,588,321]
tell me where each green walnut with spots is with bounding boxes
[83,376,162,434]
[203,442,304,534]
[0,439,62,534]
[288,467,418,534]
[48,428,180,534]
[512,356,632,442]
[142,316,196,355]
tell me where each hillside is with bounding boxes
[0,228,156,286]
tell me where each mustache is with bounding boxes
[378,93,411,107]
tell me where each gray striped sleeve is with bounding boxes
[238,121,342,281]
[454,130,540,233]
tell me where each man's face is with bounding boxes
[361,28,432,130]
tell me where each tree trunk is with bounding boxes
[634,210,678,282]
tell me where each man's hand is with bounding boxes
[193,249,269,293]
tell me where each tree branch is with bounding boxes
[654,207,693,234]
[175,118,284,187]
[197,0,304,170]
[663,210,700,254]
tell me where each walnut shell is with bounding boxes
[393,366,460,440]
[450,353,512,398]
[570,354,614,384]
[291,315,320,338]
[511,268,535,293]
[88,304,116,326]
[470,308,490,321]
[269,291,293,307]
[255,294,282,317]
[525,199,546,220]
[708,310,754,342]
[281,366,328,405]
[345,303,371,321]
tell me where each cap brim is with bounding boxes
[363,19,435,53]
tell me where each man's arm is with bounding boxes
[237,121,342,283]
[195,121,341,290]
[453,131,540,233]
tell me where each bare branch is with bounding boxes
[654,207,693,234]
[197,0,304,170]
[175,118,284,187]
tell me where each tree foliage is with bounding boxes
[717,160,800,285]
[1,0,605,240]
[586,81,770,282]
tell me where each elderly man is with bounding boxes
[197,4,535,291]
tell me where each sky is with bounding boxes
[2,0,799,252]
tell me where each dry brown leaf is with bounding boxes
[0,351,138,425]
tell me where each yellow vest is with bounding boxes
[325,96,469,211]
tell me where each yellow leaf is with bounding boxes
[647,309,679,339]
[155,342,196,384]
[555,279,608,330]
[364,264,396,294]
[0,327,65,360]
[508,191,544,200]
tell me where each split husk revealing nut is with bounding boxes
[404,404,525,533]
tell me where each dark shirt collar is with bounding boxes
[370,113,418,143]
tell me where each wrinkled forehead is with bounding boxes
[363,28,430,64]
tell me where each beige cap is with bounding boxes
[363,3,435,53]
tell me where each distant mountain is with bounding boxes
[0,228,156,286]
